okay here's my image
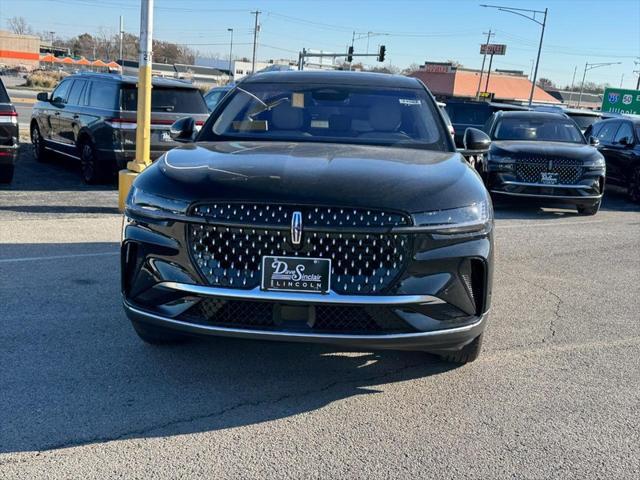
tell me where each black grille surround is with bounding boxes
[515,157,583,185]
[179,298,414,334]
[187,204,412,295]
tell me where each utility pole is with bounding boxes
[475,29,494,99]
[251,10,260,74]
[635,60,640,89]
[620,73,624,88]
[118,0,154,211]
[568,65,577,107]
[485,52,495,93]
[118,16,124,62]
[227,28,234,80]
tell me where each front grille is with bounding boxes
[188,204,411,295]
[515,157,583,185]
[180,298,413,334]
[192,204,410,228]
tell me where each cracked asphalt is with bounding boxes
[1,145,639,479]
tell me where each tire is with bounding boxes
[31,124,48,163]
[577,200,601,216]
[79,138,107,184]
[628,166,640,204]
[438,334,484,364]
[130,319,190,345]
[0,164,14,184]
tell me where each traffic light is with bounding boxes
[378,45,386,62]
[347,46,354,63]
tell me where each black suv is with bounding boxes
[586,116,640,203]
[483,111,605,215]
[444,100,529,148]
[30,73,209,183]
[122,71,495,364]
[0,77,19,184]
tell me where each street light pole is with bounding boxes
[227,28,234,81]
[577,61,622,108]
[480,4,548,107]
[250,10,260,74]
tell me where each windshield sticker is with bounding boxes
[292,92,305,108]
[232,120,268,132]
[399,99,421,106]
[310,120,329,128]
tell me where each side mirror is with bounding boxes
[36,92,50,102]
[169,117,196,143]
[463,127,491,152]
[619,137,633,147]
[588,136,600,147]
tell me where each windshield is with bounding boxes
[121,86,208,113]
[200,83,449,150]
[493,117,585,143]
[567,113,600,130]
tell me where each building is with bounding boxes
[0,30,40,70]
[409,62,560,105]
[545,89,603,110]
[119,59,229,87]
[196,57,297,81]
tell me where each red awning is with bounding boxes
[76,57,91,66]
[106,61,121,69]
[56,57,75,64]
[92,59,107,67]
[40,53,56,63]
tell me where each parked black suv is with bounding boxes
[30,73,209,183]
[122,71,494,364]
[444,99,529,148]
[483,111,605,215]
[586,116,640,203]
[0,77,19,184]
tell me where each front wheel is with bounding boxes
[629,166,640,204]
[577,200,601,216]
[31,124,48,163]
[438,334,484,364]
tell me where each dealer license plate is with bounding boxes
[540,172,559,185]
[261,256,331,294]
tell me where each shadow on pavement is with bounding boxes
[0,242,455,454]
[0,143,116,192]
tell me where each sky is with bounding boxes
[1,0,639,88]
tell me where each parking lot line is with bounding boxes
[0,251,118,264]
[497,219,604,229]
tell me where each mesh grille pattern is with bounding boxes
[191,204,410,228]
[515,157,583,185]
[188,222,410,295]
[181,299,412,334]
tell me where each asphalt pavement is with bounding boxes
[0,145,639,479]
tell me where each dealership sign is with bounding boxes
[601,87,640,114]
[422,62,453,74]
[480,44,507,55]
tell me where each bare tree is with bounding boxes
[7,16,33,35]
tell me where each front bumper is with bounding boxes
[122,207,493,353]
[487,166,605,206]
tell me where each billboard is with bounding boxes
[480,44,507,55]
[601,88,640,114]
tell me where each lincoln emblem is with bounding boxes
[291,211,302,245]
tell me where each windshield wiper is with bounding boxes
[236,87,290,119]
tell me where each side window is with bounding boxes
[51,80,72,104]
[67,80,86,106]
[88,81,119,109]
[613,122,634,145]
[596,121,619,144]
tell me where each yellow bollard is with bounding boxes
[117,0,154,212]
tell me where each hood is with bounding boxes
[490,141,601,162]
[135,141,487,213]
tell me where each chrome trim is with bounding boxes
[491,190,602,199]
[125,302,483,340]
[501,180,593,189]
[43,145,80,160]
[158,281,446,306]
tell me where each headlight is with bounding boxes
[127,186,191,215]
[411,200,493,234]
